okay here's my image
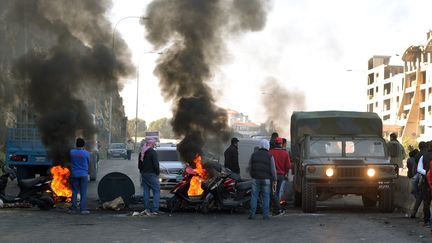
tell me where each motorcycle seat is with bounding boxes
[236,180,252,190]
[19,177,47,189]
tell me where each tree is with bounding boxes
[148,118,175,139]
[127,118,147,138]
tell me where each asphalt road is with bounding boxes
[1,152,432,243]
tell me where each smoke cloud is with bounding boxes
[261,77,306,137]
[143,0,270,164]
[3,0,134,164]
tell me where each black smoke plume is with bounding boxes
[6,0,134,164]
[143,0,269,164]
[261,77,306,137]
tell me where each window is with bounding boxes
[156,150,180,161]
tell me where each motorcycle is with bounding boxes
[166,165,216,213]
[0,164,55,210]
[201,166,253,213]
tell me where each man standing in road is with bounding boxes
[387,132,406,171]
[224,137,240,174]
[248,139,276,220]
[138,139,161,215]
[269,137,291,216]
[126,139,134,160]
[70,138,90,215]
[416,141,432,227]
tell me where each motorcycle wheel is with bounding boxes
[38,195,55,210]
[167,196,181,213]
[201,197,214,214]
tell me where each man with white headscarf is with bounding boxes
[247,139,277,220]
[138,139,160,215]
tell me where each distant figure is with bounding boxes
[387,133,406,170]
[70,138,90,215]
[269,132,279,150]
[248,139,276,220]
[126,139,134,160]
[224,137,240,174]
[138,139,161,215]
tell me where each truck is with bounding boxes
[290,111,398,213]
[5,106,99,180]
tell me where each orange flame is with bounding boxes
[187,155,208,196]
[50,165,72,201]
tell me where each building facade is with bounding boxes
[367,31,432,144]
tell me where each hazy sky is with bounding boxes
[110,0,432,123]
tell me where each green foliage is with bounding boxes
[127,118,147,138]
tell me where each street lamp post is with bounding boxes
[108,16,149,146]
[134,51,162,150]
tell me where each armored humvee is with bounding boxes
[290,111,398,213]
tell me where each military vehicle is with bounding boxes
[290,111,398,213]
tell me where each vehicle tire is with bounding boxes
[301,178,316,213]
[38,195,54,210]
[201,194,214,214]
[89,154,98,181]
[294,189,302,207]
[362,195,377,208]
[167,196,181,213]
[378,185,394,213]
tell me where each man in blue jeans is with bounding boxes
[138,139,161,215]
[70,138,90,215]
[248,139,276,220]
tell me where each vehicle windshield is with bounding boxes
[309,139,385,158]
[109,143,125,149]
[157,150,180,162]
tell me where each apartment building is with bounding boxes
[367,31,432,143]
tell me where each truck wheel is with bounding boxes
[301,178,316,213]
[89,155,98,181]
[294,189,302,207]
[362,195,377,208]
[378,186,394,213]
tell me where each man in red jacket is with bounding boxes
[269,137,291,216]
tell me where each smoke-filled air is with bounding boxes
[143,0,270,164]
[261,77,306,137]
[0,0,134,165]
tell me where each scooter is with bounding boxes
[0,164,55,210]
[201,166,252,213]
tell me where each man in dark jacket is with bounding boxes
[224,137,240,174]
[411,141,428,218]
[416,141,432,226]
[138,139,160,215]
[248,139,276,220]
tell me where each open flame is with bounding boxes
[50,165,72,201]
[187,154,208,196]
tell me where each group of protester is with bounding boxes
[406,140,432,229]
[68,133,292,218]
[223,132,291,220]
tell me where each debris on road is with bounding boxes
[102,197,125,211]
